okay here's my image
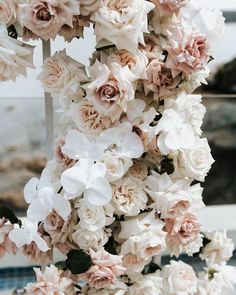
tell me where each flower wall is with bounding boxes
[0,0,236,294]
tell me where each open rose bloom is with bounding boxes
[1,0,236,294]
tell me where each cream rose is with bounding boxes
[162,260,198,294]
[0,0,17,25]
[71,99,112,136]
[119,211,166,261]
[177,138,214,182]
[76,199,107,231]
[200,231,234,266]
[127,272,162,295]
[80,0,102,16]
[91,0,154,53]
[82,248,126,290]
[72,225,108,251]
[86,60,136,120]
[146,172,205,217]
[38,50,88,98]
[112,177,148,217]
[165,213,202,256]
[18,0,80,40]
[126,159,148,181]
[123,254,147,278]
[0,27,34,82]
[101,151,133,183]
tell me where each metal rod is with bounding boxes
[42,40,54,161]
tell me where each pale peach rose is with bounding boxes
[22,238,53,265]
[80,0,102,16]
[22,26,39,41]
[18,0,80,40]
[86,61,136,119]
[123,253,147,277]
[145,59,181,98]
[43,210,78,254]
[82,248,126,290]
[150,0,188,17]
[0,218,17,258]
[38,50,88,98]
[166,26,210,77]
[59,15,89,42]
[25,265,74,295]
[126,159,148,181]
[165,213,202,256]
[0,0,17,25]
[71,99,112,136]
[54,136,76,168]
[162,260,197,294]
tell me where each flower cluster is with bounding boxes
[1,0,235,294]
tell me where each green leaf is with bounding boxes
[0,206,22,226]
[66,250,93,275]
[7,25,18,39]
[160,158,174,175]
[142,262,161,275]
[55,261,68,271]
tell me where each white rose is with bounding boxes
[85,60,136,119]
[38,50,88,98]
[127,273,162,295]
[162,260,198,295]
[126,159,148,181]
[146,172,204,219]
[200,231,234,266]
[71,99,112,136]
[101,151,133,183]
[0,27,34,82]
[76,199,107,231]
[177,138,214,182]
[119,211,166,261]
[72,225,108,251]
[80,0,103,16]
[155,108,196,155]
[122,254,147,278]
[112,177,148,216]
[0,0,17,25]
[91,0,154,53]
[165,92,206,135]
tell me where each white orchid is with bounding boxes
[61,129,105,161]
[9,217,49,252]
[24,177,71,222]
[61,159,112,206]
[99,122,144,159]
[155,108,196,155]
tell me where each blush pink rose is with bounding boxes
[82,248,126,290]
[165,213,202,256]
[166,26,210,77]
[19,0,80,40]
[43,210,78,254]
[22,233,53,265]
[151,0,188,17]
[0,218,17,258]
[145,59,181,98]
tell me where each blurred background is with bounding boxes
[0,0,236,215]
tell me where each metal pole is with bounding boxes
[42,40,54,161]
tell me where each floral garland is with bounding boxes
[0,0,236,294]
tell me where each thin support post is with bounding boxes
[42,40,54,161]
